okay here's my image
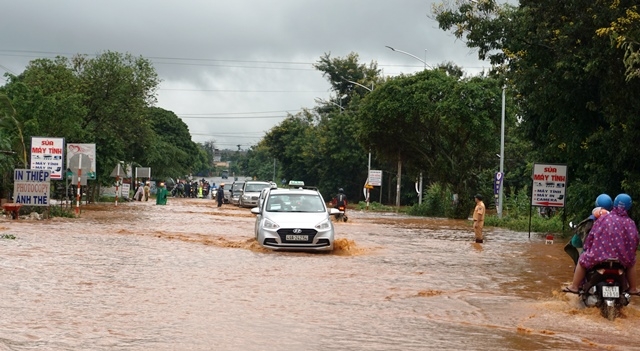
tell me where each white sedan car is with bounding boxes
[251,186,340,251]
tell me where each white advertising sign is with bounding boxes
[121,183,130,199]
[368,170,382,186]
[67,143,97,179]
[30,137,65,180]
[13,169,51,206]
[531,163,567,207]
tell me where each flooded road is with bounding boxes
[1,198,639,350]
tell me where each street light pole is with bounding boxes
[341,77,374,209]
[385,45,431,205]
[385,46,432,69]
[314,97,345,112]
[341,77,373,92]
[498,85,506,219]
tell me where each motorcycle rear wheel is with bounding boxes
[601,304,618,321]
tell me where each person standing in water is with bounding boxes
[472,194,486,243]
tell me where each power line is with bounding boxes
[0,49,489,71]
[177,109,302,116]
[159,88,326,93]
[179,114,291,119]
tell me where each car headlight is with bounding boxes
[263,218,280,230]
[315,219,331,230]
[242,194,249,200]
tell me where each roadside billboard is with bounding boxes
[67,143,97,179]
[30,137,65,180]
[368,170,382,186]
[531,163,567,207]
[13,169,51,206]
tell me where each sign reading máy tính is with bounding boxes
[13,169,51,206]
[368,170,382,186]
[30,137,65,180]
[531,163,567,207]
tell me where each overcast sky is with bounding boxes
[0,0,489,151]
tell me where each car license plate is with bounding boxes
[286,235,308,241]
[602,285,619,298]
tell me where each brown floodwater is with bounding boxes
[1,198,639,350]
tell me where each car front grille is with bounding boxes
[276,228,318,243]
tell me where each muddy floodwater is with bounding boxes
[1,198,640,351]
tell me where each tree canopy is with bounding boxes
[0,51,209,199]
[435,0,640,216]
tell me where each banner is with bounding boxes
[30,137,65,180]
[13,169,51,206]
[531,163,567,207]
[67,143,97,179]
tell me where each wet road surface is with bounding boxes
[1,198,639,350]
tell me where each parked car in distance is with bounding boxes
[239,181,272,208]
[229,180,245,205]
[251,181,340,251]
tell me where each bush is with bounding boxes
[49,205,75,218]
[484,213,565,234]
[407,183,454,217]
[356,201,397,212]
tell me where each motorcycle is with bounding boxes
[579,259,631,321]
[334,204,348,222]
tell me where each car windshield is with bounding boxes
[266,194,325,212]
[232,183,244,192]
[245,183,270,192]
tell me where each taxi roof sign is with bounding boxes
[288,180,305,187]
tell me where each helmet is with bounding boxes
[595,194,613,211]
[338,188,344,193]
[614,193,632,211]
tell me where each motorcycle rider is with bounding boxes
[564,193,639,294]
[333,188,348,209]
[563,193,613,265]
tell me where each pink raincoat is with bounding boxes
[579,207,639,270]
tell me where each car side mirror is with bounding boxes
[250,207,260,215]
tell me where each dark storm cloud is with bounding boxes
[0,0,487,149]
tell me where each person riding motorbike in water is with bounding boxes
[564,193,639,295]
[564,193,613,265]
[333,188,348,209]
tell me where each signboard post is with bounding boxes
[69,154,91,216]
[13,169,51,206]
[365,170,383,210]
[530,163,568,237]
[110,163,128,207]
[67,144,97,179]
[30,137,65,180]
[531,164,567,207]
[494,172,504,218]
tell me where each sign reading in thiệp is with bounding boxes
[13,169,51,206]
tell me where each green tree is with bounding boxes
[313,52,382,201]
[435,0,640,219]
[313,52,380,107]
[144,107,201,179]
[75,51,160,185]
[244,142,276,181]
[357,69,503,217]
[263,111,318,184]
[596,4,640,80]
